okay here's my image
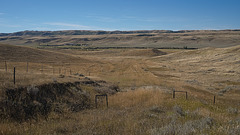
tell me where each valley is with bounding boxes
[0,30,239,134]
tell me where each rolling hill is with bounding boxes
[0,43,90,63]
[0,29,240,48]
[0,41,240,134]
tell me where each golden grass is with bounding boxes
[1,30,240,49]
[1,88,239,135]
[110,88,168,108]
[0,44,240,134]
[0,89,169,134]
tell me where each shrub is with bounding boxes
[0,82,91,121]
[227,107,238,114]
[151,116,214,135]
[173,105,185,116]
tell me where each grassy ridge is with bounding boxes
[1,30,240,48]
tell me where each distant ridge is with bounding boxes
[1,29,240,36]
[1,29,240,49]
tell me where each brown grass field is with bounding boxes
[1,30,240,49]
[0,42,240,134]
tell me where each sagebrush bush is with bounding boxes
[227,107,238,114]
[173,105,185,116]
[151,116,214,135]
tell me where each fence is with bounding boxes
[1,61,78,75]
[173,89,188,99]
[0,61,87,86]
[1,61,220,107]
[95,94,108,108]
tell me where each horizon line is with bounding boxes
[1,29,240,34]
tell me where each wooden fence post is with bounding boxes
[13,67,16,85]
[173,90,188,99]
[106,95,108,107]
[26,62,29,72]
[5,61,7,72]
[95,96,98,108]
[41,63,43,74]
[173,90,175,99]
[95,94,108,108]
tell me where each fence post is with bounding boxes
[186,92,188,100]
[13,67,16,85]
[173,90,175,99]
[95,96,98,108]
[95,94,108,108]
[5,61,7,72]
[26,62,29,72]
[106,95,108,108]
[41,63,43,74]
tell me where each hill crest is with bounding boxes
[1,29,240,36]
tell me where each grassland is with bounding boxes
[1,30,240,49]
[0,43,240,134]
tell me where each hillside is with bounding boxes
[149,45,240,98]
[0,43,240,134]
[0,30,240,48]
[0,30,174,36]
[0,43,90,63]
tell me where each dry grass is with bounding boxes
[0,63,81,92]
[0,43,240,134]
[110,88,168,108]
[1,88,239,135]
[1,30,240,48]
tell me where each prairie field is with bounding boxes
[1,30,240,49]
[0,43,240,135]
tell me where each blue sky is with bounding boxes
[0,0,240,33]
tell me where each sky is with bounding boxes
[0,0,240,33]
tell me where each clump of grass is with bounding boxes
[173,105,185,116]
[214,117,240,134]
[218,86,231,96]
[151,116,214,135]
[227,107,238,115]
[227,117,240,135]
[149,106,165,114]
